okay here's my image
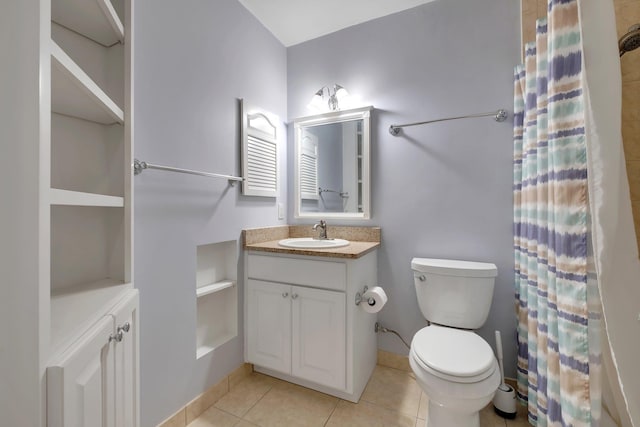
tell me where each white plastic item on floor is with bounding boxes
[492,330,517,418]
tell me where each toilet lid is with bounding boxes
[412,326,495,379]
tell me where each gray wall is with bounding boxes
[134,1,286,425]
[134,0,520,423]
[288,0,521,376]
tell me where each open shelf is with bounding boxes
[51,40,123,125]
[196,280,235,298]
[50,279,131,355]
[196,286,237,359]
[52,22,124,109]
[51,205,125,292]
[50,188,124,207]
[52,0,123,46]
[195,241,238,358]
[196,331,237,359]
[51,113,124,197]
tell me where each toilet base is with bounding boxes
[409,349,499,427]
[423,401,479,427]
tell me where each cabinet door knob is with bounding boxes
[291,293,298,300]
[109,331,124,343]
[118,322,131,334]
[282,292,289,298]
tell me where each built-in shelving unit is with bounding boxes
[51,0,124,46]
[4,0,133,424]
[49,0,131,354]
[196,241,238,358]
[51,41,124,125]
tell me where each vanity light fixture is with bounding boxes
[308,84,349,112]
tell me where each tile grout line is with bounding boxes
[358,396,421,420]
[376,363,413,375]
[359,367,422,420]
[237,380,277,426]
[321,397,341,427]
[212,406,245,426]
[206,374,277,426]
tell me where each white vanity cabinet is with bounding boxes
[247,280,346,390]
[291,285,346,389]
[47,290,139,427]
[246,280,292,374]
[245,251,377,402]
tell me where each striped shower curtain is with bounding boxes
[513,1,601,426]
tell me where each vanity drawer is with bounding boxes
[247,254,346,291]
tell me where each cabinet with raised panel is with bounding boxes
[247,280,291,374]
[47,290,138,427]
[247,280,346,390]
[245,251,376,402]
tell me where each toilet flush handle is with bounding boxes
[418,275,426,282]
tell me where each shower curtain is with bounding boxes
[514,0,640,426]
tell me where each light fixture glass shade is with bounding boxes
[334,84,349,100]
[307,88,325,111]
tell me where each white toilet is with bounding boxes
[409,258,501,427]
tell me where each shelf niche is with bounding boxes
[196,240,238,359]
[51,205,125,292]
[51,113,124,197]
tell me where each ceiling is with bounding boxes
[237,0,437,47]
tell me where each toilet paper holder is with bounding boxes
[355,286,375,306]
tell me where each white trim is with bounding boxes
[50,188,124,207]
[293,106,373,220]
[196,280,236,298]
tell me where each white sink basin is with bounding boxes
[278,238,350,249]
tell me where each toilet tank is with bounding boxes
[411,258,497,329]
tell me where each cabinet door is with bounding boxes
[246,279,291,373]
[111,290,139,427]
[47,316,115,427]
[291,286,346,390]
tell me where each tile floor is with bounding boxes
[187,365,531,427]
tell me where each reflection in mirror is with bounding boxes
[294,106,372,219]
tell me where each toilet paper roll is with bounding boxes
[361,286,388,313]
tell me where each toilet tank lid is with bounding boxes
[411,258,497,277]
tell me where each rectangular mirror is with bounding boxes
[293,106,372,219]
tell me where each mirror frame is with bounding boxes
[293,106,373,220]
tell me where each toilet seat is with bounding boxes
[411,326,496,384]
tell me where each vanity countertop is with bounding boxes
[243,225,381,259]
[245,239,380,259]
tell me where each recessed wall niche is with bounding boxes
[195,240,238,359]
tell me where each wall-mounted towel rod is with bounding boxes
[133,159,244,186]
[388,109,508,136]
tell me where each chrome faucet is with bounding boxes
[312,220,328,239]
